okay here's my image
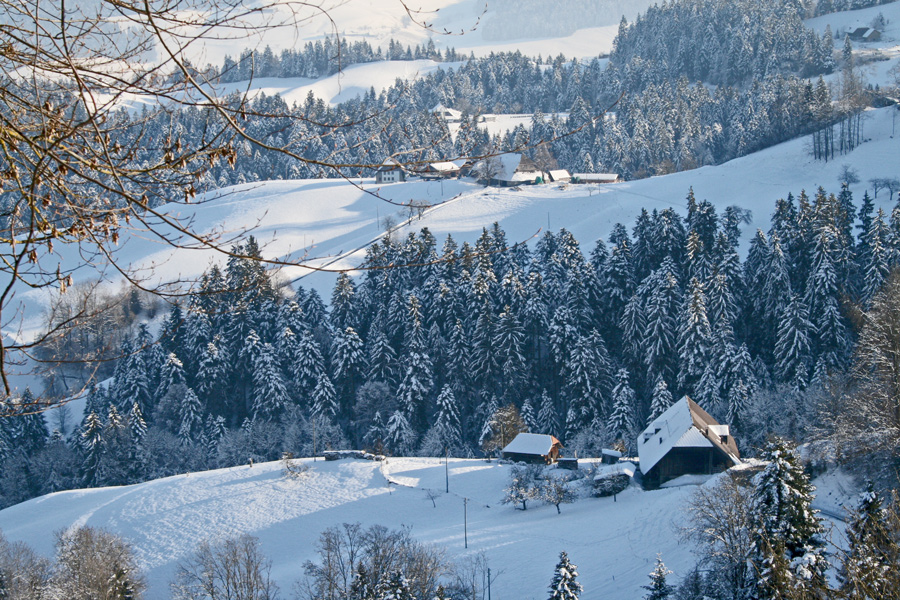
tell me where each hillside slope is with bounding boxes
[0,457,703,600]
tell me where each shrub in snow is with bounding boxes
[51,526,146,600]
[501,464,542,510]
[281,452,310,479]
[541,475,577,514]
[592,473,630,498]
[172,534,277,600]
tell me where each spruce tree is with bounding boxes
[750,437,827,600]
[643,555,674,600]
[840,483,900,599]
[648,376,674,423]
[607,369,635,448]
[548,551,582,600]
[250,342,289,422]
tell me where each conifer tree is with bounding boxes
[643,260,681,384]
[432,384,463,453]
[397,295,433,430]
[643,555,674,600]
[774,295,812,390]
[839,484,900,600]
[179,389,203,445]
[385,410,416,456]
[311,374,338,420]
[677,277,712,395]
[548,551,582,600]
[607,369,636,448]
[647,376,674,423]
[750,437,827,600]
[538,390,558,435]
[520,398,538,433]
[80,412,104,487]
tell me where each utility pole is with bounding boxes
[445,447,449,493]
[464,497,468,549]
[487,567,492,600]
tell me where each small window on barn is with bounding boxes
[659,437,664,444]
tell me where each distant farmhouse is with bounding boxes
[848,26,881,42]
[472,153,545,187]
[501,433,563,464]
[432,104,462,123]
[375,158,406,184]
[638,397,740,488]
[420,161,461,180]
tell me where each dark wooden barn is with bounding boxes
[638,397,740,489]
[501,433,563,464]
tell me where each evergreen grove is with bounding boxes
[4,182,900,507]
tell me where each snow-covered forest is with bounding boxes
[4,0,900,597]
[17,0,883,211]
[5,181,899,507]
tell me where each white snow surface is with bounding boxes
[0,457,703,599]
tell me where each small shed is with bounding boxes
[547,169,572,183]
[501,433,563,464]
[601,448,623,465]
[638,396,740,489]
[375,158,406,184]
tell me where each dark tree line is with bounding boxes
[5,181,900,508]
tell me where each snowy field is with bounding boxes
[0,457,716,599]
[0,456,856,599]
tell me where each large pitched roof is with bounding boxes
[502,433,560,456]
[638,397,741,474]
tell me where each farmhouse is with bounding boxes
[638,396,740,488]
[473,153,544,186]
[848,27,881,42]
[375,158,406,184]
[501,433,563,464]
[421,161,461,179]
[432,104,462,123]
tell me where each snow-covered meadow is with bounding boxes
[0,456,705,599]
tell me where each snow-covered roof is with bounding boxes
[548,169,571,181]
[471,153,543,183]
[432,104,462,119]
[594,461,636,479]
[601,448,623,458]
[574,173,619,182]
[502,433,560,456]
[638,397,740,475]
[427,161,460,172]
[377,158,404,171]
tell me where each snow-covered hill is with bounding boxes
[9,103,900,360]
[0,456,704,599]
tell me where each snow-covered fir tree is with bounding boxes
[548,551,582,600]
[642,555,674,600]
